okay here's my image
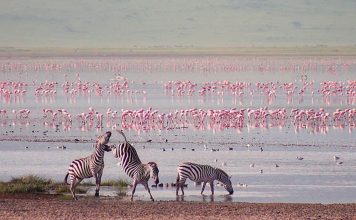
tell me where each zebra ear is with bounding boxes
[148,162,157,167]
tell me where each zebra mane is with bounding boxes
[95,134,101,145]
[127,142,141,163]
[94,134,105,148]
[215,168,229,179]
[118,138,142,164]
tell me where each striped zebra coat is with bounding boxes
[111,130,159,201]
[64,131,112,200]
[176,162,233,195]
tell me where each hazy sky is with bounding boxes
[1,0,356,48]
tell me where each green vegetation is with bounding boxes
[0,175,52,193]
[59,194,74,200]
[52,184,88,194]
[101,179,130,188]
[101,179,130,197]
[81,181,95,186]
[0,175,128,196]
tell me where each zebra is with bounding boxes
[111,130,159,201]
[176,162,233,196]
[64,131,112,200]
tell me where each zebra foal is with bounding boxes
[176,162,233,196]
[64,131,112,200]
[111,130,159,201]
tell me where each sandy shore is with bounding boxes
[0,194,355,220]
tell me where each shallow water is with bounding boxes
[0,55,355,203]
[1,139,355,203]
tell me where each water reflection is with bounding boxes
[176,194,233,202]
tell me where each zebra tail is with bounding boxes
[116,129,128,143]
[176,173,180,184]
[64,173,70,185]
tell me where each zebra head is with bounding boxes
[96,131,112,151]
[216,168,234,195]
[147,162,159,185]
[111,144,119,158]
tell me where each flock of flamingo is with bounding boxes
[0,104,354,134]
[0,80,356,132]
[163,80,355,105]
[0,56,354,74]
[0,57,355,135]
[0,77,355,105]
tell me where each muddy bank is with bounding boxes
[0,194,355,220]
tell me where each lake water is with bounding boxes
[0,55,355,203]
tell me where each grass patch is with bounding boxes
[101,179,130,188]
[117,191,127,197]
[0,175,128,196]
[59,194,74,200]
[0,175,88,195]
[0,175,53,193]
[51,184,88,194]
[52,184,69,194]
[78,181,95,186]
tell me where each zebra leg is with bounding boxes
[201,182,207,195]
[69,177,76,200]
[143,182,154,201]
[131,180,138,201]
[94,170,103,197]
[181,180,185,195]
[176,173,180,196]
[176,175,186,196]
[209,181,214,195]
[70,177,82,200]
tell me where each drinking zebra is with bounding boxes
[64,131,112,200]
[111,130,159,201]
[176,162,233,195]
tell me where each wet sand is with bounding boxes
[0,194,355,220]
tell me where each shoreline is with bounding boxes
[0,137,354,148]
[1,46,356,57]
[1,193,355,220]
